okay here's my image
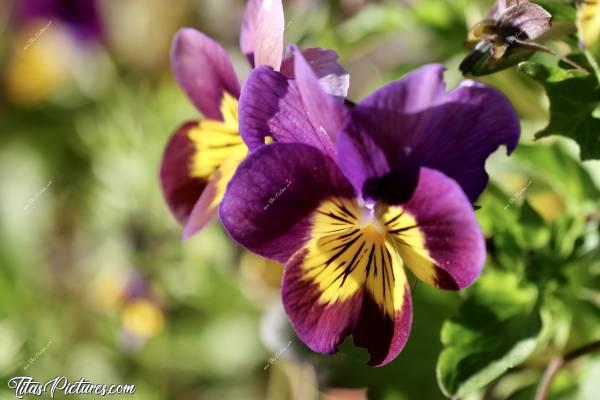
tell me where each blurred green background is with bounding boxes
[0,0,598,399]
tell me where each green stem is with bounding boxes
[534,340,600,400]
[585,50,600,83]
[512,39,587,72]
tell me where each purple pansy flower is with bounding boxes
[220,60,520,366]
[160,0,349,238]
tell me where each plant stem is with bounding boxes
[584,50,600,83]
[534,340,600,400]
[512,39,587,72]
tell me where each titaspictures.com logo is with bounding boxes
[8,376,135,398]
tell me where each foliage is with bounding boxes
[519,62,600,160]
[437,141,599,398]
[0,0,598,399]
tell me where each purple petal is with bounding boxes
[160,101,245,231]
[497,3,552,41]
[251,0,285,69]
[337,64,519,203]
[182,176,219,238]
[239,67,333,153]
[219,143,355,263]
[336,64,447,201]
[337,127,419,205]
[171,28,240,120]
[393,168,486,290]
[182,150,246,239]
[281,222,412,366]
[239,51,348,157]
[360,64,449,111]
[280,48,350,98]
[240,0,261,66]
[291,47,348,144]
[159,121,208,225]
[422,80,520,201]
[487,0,520,20]
[353,287,412,366]
[282,251,364,354]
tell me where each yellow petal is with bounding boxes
[381,205,438,288]
[299,198,407,317]
[188,94,246,178]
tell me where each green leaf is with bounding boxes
[516,200,551,250]
[475,183,528,273]
[437,271,542,398]
[513,142,600,205]
[476,182,521,237]
[518,61,600,160]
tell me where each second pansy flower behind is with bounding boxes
[160,0,349,238]
[221,58,520,366]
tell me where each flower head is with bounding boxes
[221,63,520,366]
[460,0,552,76]
[160,0,349,238]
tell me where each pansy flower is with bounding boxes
[221,60,520,366]
[160,0,349,238]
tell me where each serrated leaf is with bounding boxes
[519,61,600,160]
[437,271,541,398]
